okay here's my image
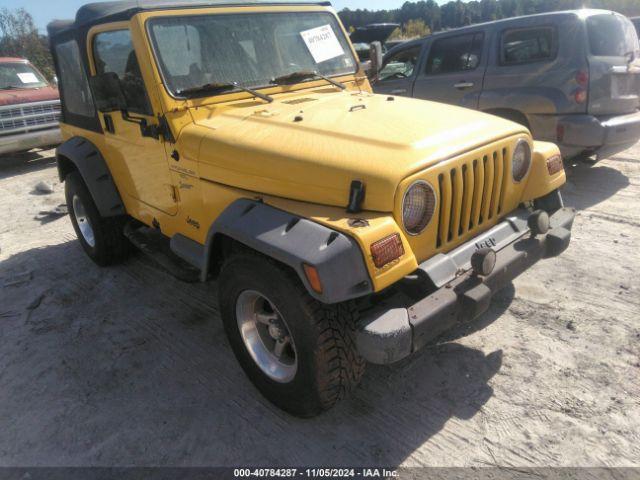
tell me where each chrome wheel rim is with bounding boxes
[72,195,95,248]
[236,290,297,383]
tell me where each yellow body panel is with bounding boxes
[59,3,566,294]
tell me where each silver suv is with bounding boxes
[373,10,640,161]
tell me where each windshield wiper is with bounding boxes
[0,85,22,90]
[271,71,346,90]
[176,82,273,103]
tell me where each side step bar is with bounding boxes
[124,223,200,283]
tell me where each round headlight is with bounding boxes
[402,181,436,235]
[512,140,532,182]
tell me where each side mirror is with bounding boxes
[369,41,383,80]
[89,72,126,112]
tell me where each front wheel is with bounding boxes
[218,253,365,417]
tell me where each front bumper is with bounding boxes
[356,207,576,365]
[557,111,640,159]
[0,128,62,156]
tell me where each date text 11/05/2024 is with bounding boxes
[233,468,399,478]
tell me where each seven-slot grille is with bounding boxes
[436,147,509,248]
[0,100,61,136]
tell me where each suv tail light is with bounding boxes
[574,88,588,104]
[574,70,589,104]
[575,70,589,87]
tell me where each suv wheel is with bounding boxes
[218,253,365,417]
[65,171,132,266]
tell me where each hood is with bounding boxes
[0,85,59,107]
[188,90,527,212]
[350,24,400,44]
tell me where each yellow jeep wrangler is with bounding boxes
[48,0,574,417]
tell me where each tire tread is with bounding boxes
[219,248,365,416]
[278,260,365,410]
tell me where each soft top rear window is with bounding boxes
[587,14,640,57]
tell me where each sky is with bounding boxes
[0,0,409,32]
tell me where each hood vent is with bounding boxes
[283,97,317,105]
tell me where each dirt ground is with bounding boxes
[0,143,639,468]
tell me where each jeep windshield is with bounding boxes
[0,62,48,90]
[148,12,357,99]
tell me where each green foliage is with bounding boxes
[1,1,639,77]
[339,0,640,37]
[0,8,54,81]
[389,18,431,40]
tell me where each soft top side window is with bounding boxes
[93,29,152,115]
[425,32,484,75]
[378,45,422,82]
[501,26,557,65]
[55,39,96,118]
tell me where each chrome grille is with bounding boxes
[436,147,509,248]
[0,100,61,136]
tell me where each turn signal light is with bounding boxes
[547,155,564,175]
[574,88,587,104]
[371,234,404,268]
[303,264,323,294]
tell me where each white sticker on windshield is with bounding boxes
[300,24,345,64]
[17,72,39,84]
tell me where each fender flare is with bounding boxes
[56,136,125,217]
[172,199,373,304]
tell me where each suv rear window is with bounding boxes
[633,18,640,37]
[501,27,555,65]
[587,14,639,57]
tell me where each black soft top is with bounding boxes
[48,0,331,39]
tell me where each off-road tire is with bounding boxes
[65,171,132,266]
[534,189,564,215]
[218,252,365,417]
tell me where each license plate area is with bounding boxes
[418,209,530,288]
[611,73,639,98]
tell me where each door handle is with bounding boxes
[103,114,115,134]
[391,89,408,95]
[454,82,475,90]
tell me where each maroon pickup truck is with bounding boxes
[0,57,62,155]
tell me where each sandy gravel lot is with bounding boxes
[0,144,638,468]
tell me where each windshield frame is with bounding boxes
[0,61,49,90]
[144,8,359,102]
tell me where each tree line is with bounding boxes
[1,1,640,81]
[0,8,54,80]
[339,0,640,38]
